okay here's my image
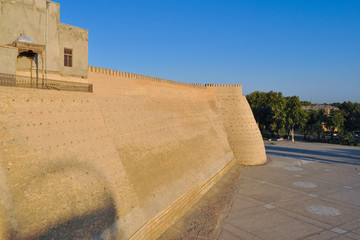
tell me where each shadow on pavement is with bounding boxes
[329,148,360,158]
[266,145,360,166]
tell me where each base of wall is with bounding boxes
[129,156,237,240]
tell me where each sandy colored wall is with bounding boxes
[59,23,89,78]
[0,0,50,45]
[209,86,267,165]
[0,0,88,80]
[0,0,60,72]
[0,45,17,75]
[0,67,266,239]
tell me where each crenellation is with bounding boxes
[204,83,242,88]
[87,66,208,89]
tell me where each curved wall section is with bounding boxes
[0,67,266,239]
[210,86,267,165]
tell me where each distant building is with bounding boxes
[0,0,88,83]
[302,104,339,115]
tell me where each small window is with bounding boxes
[64,48,73,67]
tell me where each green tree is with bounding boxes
[246,91,268,132]
[330,102,342,108]
[285,96,306,142]
[302,109,324,140]
[300,101,312,106]
[324,110,345,139]
[339,101,360,133]
[266,91,287,137]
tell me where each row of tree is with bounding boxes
[246,91,360,144]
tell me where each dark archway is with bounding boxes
[17,50,39,87]
[12,40,45,88]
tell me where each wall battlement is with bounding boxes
[0,66,266,240]
[205,83,242,87]
[89,66,206,89]
[89,66,243,90]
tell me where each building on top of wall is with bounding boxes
[0,0,88,84]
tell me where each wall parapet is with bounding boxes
[89,66,243,90]
[89,66,206,89]
[204,84,242,87]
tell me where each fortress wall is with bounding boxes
[209,86,267,165]
[88,67,235,238]
[0,66,265,239]
[0,87,138,239]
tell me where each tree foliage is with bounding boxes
[324,110,345,139]
[301,109,324,140]
[247,91,303,138]
[246,91,268,131]
[247,91,360,144]
[300,101,312,106]
[285,96,306,141]
[339,101,360,133]
[267,91,287,136]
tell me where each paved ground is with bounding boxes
[217,141,360,240]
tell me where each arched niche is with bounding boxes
[12,37,45,87]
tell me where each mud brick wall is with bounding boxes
[0,66,266,239]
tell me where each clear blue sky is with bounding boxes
[59,0,360,103]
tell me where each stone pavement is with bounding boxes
[217,141,360,240]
